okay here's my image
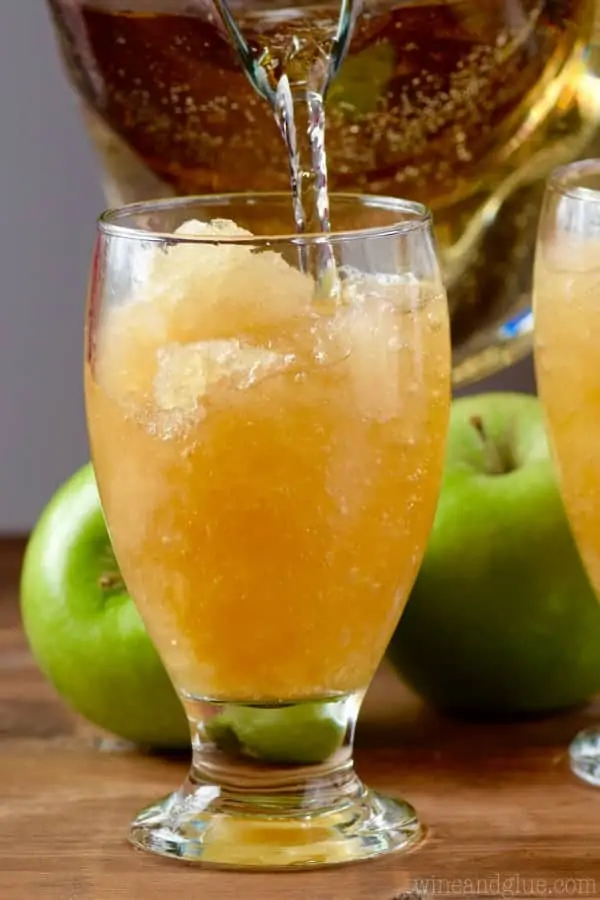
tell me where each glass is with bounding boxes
[47,0,600,385]
[533,158,600,786]
[84,192,451,868]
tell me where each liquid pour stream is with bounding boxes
[213,0,363,296]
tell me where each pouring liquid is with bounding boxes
[214,0,363,292]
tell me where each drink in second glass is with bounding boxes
[534,158,600,786]
[84,192,451,867]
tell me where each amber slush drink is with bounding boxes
[534,160,600,788]
[84,193,451,868]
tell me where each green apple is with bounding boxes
[206,700,347,765]
[388,392,600,716]
[327,43,395,116]
[20,463,189,749]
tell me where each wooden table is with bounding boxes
[2,538,600,899]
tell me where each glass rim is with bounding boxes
[97,191,432,245]
[547,158,600,205]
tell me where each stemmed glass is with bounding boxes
[84,192,451,868]
[533,159,600,786]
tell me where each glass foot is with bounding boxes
[569,727,600,786]
[129,782,423,869]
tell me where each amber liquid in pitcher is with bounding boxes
[48,0,597,372]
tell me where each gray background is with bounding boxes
[0,2,535,533]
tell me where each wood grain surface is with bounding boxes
[2,537,600,900]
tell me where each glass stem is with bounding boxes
[179,692,365,818]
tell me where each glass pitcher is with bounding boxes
[46,0,600,384]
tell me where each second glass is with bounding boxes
[84,192,451,868]
[534,159,600,787]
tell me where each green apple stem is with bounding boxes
[98,544,125,594]
[99,571,124,591]
[469,415,511,476]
